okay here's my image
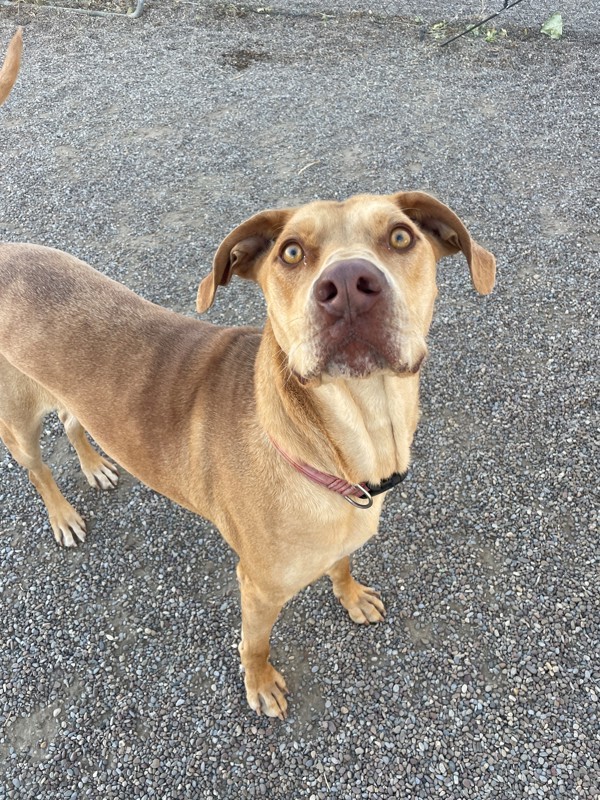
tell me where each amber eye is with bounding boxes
[389,226,413,250]
[280,241,304,266]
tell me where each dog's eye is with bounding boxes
[389,226,413,250]
[280,242,304,266]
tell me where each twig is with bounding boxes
[440,0,527,46]
[297,160,321,176]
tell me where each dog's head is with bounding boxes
[198,192,495,383]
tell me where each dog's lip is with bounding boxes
[287,313,427,383]
[321,328,424,375]
[292,370,316,386]
[409,352,426,373]
[292,340,425,383]
[293,362,420,385]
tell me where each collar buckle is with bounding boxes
[344,484,374,509]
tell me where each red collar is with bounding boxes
[269,437,408,509]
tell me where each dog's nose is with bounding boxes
[313,259,384,319]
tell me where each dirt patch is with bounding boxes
[220,48,272,72]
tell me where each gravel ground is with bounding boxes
[1,1,598,797]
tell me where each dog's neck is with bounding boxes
[256,322,418,484]
[311,373,418,484]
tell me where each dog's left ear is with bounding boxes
[393,191,496,295]
[197,208,293,313]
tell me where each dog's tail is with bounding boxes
[0,27,23,106]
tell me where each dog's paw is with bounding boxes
[83,456,119,491]
[244,663,289,720]
[335,580,386,624]
[49,506,87,548]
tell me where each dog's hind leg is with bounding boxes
[0,414,87,548]
[58,409,118,491]
[0,356,88,547]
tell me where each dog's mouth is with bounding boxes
[324,332,393,377]
[293,327,426,384]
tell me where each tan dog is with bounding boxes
[0,32,496,718]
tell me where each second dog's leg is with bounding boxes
[237,564,288,719]
[58,409,118,490]
[0,418,86,547]
[328,555,386,624]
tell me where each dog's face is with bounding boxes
[198,192,496,383]
[253,196,437,382]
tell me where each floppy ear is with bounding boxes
[393,191,496,295]
[197,208,294,313]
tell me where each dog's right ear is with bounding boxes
[197,209,293,313]
[0,27,23,106]
[393,191,496,295]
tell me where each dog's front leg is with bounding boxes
[328,556,386,624]
[236,563,288,719]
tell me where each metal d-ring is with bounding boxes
[344,485,373,509]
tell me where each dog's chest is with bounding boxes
[278,496,384,591]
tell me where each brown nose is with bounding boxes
[313,259,384,319]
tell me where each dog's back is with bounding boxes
[0,242,262,515]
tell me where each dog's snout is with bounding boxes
[313,259,384,319]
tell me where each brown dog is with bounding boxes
[0,31,495,718]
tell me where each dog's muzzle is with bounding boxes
[309,259,410,378]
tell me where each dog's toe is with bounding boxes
[95,460,119,490]
[337,581,386,624]
[245,664,289,720]
[84,457,119,490]
[50,508,87,548]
